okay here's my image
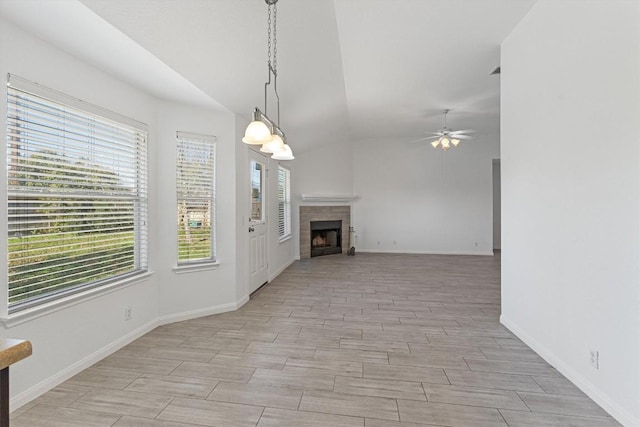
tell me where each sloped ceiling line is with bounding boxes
[1,0,536,153]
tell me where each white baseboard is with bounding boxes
[10,318,158,411]
[236,294,250,308]
[269,257,297,282]
[11,296,249,412]
[157,300,243,326]
[500,315,639,427]
[356,249,495,256]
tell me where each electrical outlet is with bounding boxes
[125,306,132,321]
[590,349,599,369]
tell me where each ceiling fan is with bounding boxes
[411,109,474,151]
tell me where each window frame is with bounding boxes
[175,131,216,266]
[277,165,292,242]
[5,74,149,314]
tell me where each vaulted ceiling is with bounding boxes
[1,0,536,153]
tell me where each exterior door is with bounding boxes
[248,150,269,294]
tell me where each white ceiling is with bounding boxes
[1,0,536,153]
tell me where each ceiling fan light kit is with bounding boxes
[427,109,473,151]
[242,0,294,160]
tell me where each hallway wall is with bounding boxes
[501,1,640,425]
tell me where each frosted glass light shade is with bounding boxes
[242,120,272,145]
[271,144,295,160]
[431,140,440,148]
[452,138,460,147]
[441,137,450,148]
[260,134,285,153]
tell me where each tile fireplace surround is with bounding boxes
[299,206,351,259]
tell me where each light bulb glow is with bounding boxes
[431,139,440,148]
[260,134,285,153]
[452,138,460,147]
[441,137,450,148]
[242,120,272,145]
[271,144,295,160]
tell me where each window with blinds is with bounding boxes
[278,166,291,240]
[176,132,216,264]
[6,74,148,312]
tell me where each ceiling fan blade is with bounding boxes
[407,137,430,144]
[408,136,440,144]
[453,134,472,140]
[450,129,475,134]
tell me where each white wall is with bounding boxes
[235,117,250,301]
[0,16,161,406]
[267,159,296,279]
[154,102,240,321]
[492,159,501,250]
[292,140,354,197]
[352,136,497,254]
[291,133,497,257]
[501,2,640,425]
[0,15,294,410]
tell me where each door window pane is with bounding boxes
[250,160,263,221]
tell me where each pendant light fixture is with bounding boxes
[242,0,294,160]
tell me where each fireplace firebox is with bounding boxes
[310,220,342,257]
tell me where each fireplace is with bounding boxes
[300,206,350,259]
[310,220,342,257]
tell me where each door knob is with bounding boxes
[249,225,255,232]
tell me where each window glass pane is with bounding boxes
[177,200,212,261]
[176,133,215,263]
[250,160,263,221]
[277,166,291,239]
[6,78,148,311]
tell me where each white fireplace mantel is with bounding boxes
[299,194,359,203]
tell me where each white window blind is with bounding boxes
[6,74,148,312]
[278,166,291,240]
[176,132,216,264]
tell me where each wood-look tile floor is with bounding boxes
[12,253,622,426]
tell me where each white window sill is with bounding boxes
[279,235,292,243]
[173,261,219,274]
[1,271,154,329]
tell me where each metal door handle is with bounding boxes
[249,225,255,232]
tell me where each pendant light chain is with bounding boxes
[267,5,272,70]
[265,2,278,116]
[273,3,278,75]
[266,3,278,74]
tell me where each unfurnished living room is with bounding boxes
[0,0,638,426]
